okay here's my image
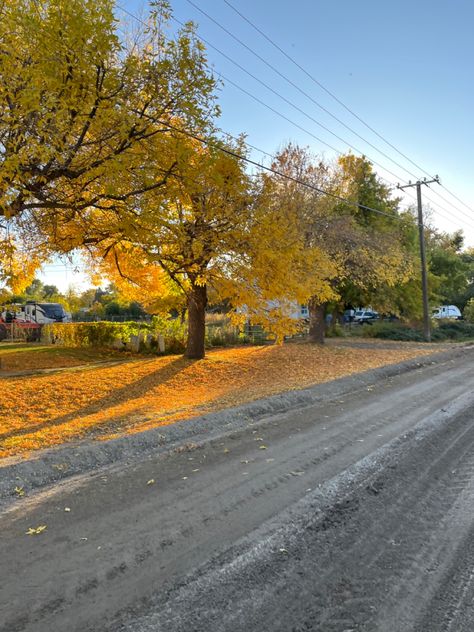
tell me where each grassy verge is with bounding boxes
[0,343,128,373]
[0,340,448,460]
[347,320,474,342]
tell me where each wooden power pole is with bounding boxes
[397,176,440,342]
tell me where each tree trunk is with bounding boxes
[308,299,326,344]
[185,283,207,359]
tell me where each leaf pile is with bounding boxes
[0,341,441,459]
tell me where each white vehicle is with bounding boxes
[432,305,461,320]
[15,302,71,324]
[353,309,380,323]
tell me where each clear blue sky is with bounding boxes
[41,0,474,290]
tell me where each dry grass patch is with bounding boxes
[0,341,444,459]
[0,343,127,373]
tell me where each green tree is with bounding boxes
[42,284,60,299]
[24,279,46,300]
[331,155,414,323]
[428,230,472,307]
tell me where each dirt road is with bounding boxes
[2,349,474,631]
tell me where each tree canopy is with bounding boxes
[1,1,471,357]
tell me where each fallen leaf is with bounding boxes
[259,445,267,450]
[146,479,155,485]
[64,507,71,512]
[1,342,439,461]
[223,448,230,454]
[14,486,25,497]
[26,525,47,536]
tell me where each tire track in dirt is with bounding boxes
[111,393,474,632]
[2,353,474,632]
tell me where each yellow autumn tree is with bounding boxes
[0,0,219,285]
[92,243,185,316]
[88,132,336,358]
[265,146,416,342]
[0,233,42,295]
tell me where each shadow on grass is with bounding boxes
[0,356,191,442]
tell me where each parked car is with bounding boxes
[431,305,461,320]
[353,309,380,324]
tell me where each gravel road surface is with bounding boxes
[2,349,474,631]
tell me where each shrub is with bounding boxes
[463,298,474,323]
[435,320,474,340]
[348,319,474,343]
[42,322,145,348]
[325,323,346,338]
[349,321,423,341]
[150,316,187,354]
[206,323,241,347]
[41,315,277,353]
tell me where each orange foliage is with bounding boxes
[91,245,184,313]
[0,341,443,459]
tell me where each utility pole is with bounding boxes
[397,176,440,342]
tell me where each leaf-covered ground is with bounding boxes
[0,341,447,459]
[0,343,128,373]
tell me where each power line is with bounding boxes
[157,118,406,222]
[221,0,435,181]
[440,184,474,215]
[220,0,474,224]
[116,4,474,234]
[422,190,474,229]
[114,6,403,220]
[218,70,474,231]
[170,10,417,186]
[186,0,424,182]
[171,7,474,231]
[426,187,474,223]
[118,3,420,189]
[218,72,474,231]
[214,72,340,156]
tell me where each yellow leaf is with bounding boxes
[26,525,47,536]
